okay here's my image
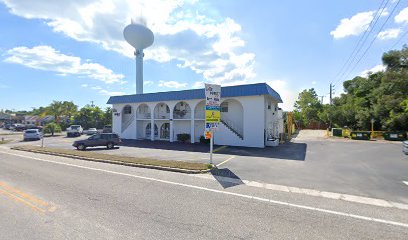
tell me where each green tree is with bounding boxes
[293,88,322,127]
[103,107,112,126]
[61,101,78,122]
[44,123,62,136]
[45,101,63,123]
[74,105,104,129]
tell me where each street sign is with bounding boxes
[205,83,221,131]
[204,83,221,165]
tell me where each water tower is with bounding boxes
[123,18,154,94]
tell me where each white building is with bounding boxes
[107,83,283,148]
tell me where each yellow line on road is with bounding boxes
[0,189,45,214]
[212,145,228,153]
[216,156,236,167]
[0,182,49,207]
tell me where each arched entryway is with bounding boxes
[160,123,170,139]
[145,123,158,139]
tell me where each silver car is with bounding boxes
[403,141,408,155]
[24,129,43,141]
[86,128,98,135]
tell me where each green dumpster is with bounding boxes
[332,128,343,137]
[350,131,371,140]
[383,132,407,141]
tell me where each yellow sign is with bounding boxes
[205,109,220,123]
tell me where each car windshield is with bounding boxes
[25,130,37,133]
[71,126,80,129]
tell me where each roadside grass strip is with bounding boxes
[11,146,212,173]
[0,140,11,144]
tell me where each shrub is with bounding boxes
[199,135,210,144]
[44,123,62,136]
[177,133,190,143]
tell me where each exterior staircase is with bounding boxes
[220,119,243,140]
[122,114,135,133]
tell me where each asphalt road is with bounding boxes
[1,149,408,239]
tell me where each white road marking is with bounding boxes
[403,181,408,186]
[193,174,408,210]
[1,150,408,229]
[216,156,235,167]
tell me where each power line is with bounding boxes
[343,0,402,80]
[331,0,390,86]
[390,26,408,50]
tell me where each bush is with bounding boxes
[177,133,190,143]
[44,123,62,136]
[199,135,210,144]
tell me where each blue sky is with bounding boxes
[0,0,407,111]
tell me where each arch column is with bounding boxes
[150,107,154,141]
[169,108,174,142]
[190,108,195,143]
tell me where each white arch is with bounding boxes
[154,102,170,119]
[136,104,151,119]
[173,101,191,119]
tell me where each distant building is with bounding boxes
[107,83,284,148]
[24,116,39,125]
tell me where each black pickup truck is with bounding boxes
[73,133,121,150]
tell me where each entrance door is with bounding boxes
[146,123,158,139]
[160,123,170,139]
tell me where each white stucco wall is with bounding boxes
[112,95,276,148]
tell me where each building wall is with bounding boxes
[112,95,274,147]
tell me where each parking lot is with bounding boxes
[1,129,407,204]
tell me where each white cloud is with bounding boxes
[265,80,296,111]
[377,28,401,40]
[192,81,204,88]
[0,0,256,86]
[4,45,124,84]
[81,84,88,87]
[158,80,187,88]
[98,89,125,96]
[395,7,408,23]
[143,80,154,86]
[360,64,386,77]
[330,11,375,39]
[312,81,317,85]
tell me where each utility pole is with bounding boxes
[319,96,325,104]
[91,101,95,107]
[329,83,332,105]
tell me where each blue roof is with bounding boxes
[107,83,283,104]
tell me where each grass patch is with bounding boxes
[0,140,11,144]
[11,145,211,172]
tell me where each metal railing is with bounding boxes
[122,114,135,133]
[220,116,243,139]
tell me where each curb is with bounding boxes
[10,147,211,174]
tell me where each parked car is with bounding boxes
[86,128,98,135]
[15,124,27,131]
[67,125,83,137]
[24,129,43,141]
[102,125,112,133]
[403,141,408,155]
[72,133,121,150]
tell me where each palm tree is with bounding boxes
[45,101,63,123]
[61,101,78,123]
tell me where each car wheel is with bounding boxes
[77,144,86,150]
[107,142,114,149]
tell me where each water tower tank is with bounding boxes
[123,21,154,95]
[123,23,154,50]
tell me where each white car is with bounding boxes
[86,128,98,135]
[67,125,83,137]
[24,129,43,141]
[403,141,408,155]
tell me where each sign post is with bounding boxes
[204,83,221,166]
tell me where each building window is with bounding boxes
[166,105,170,113]
[123,105,132,114]
[268,105,271,110]
[220,102,228,112]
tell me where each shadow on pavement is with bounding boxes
[81,147,120,151]
[120,139,307,161]
[219,142,307,161]
[210,168,243,189]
